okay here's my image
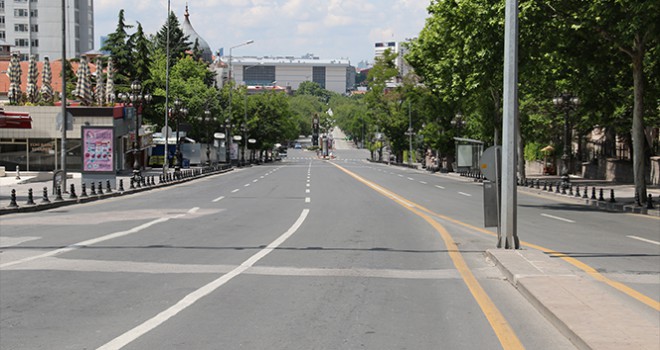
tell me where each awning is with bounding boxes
[0,110,32,129]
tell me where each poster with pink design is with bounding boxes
[82,127,114,173]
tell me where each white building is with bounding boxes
[374,41,414,85]
[219,55,355,94]
[1,0,94,61]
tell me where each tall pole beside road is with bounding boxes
[501,0,520,249]
[163,0,171,175]
[60,0,67,192]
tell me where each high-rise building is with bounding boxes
[374,40,414,86]
[1,0,94,61]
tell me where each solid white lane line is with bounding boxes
[1,216,178,269]
[540,213,575,223]
[231,189,240,193]
[97,209,310,350]
[458,192,472,197]
[435,185,445,189]
[627,235,660,246]
[212,196,225,203]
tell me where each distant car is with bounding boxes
[294,143,302,149]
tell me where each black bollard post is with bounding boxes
[26,188,36,205]
[535,180,540,189]
[8,189,19,208]
[97,182,104,195]
[609,189,615,203]
[41,187,50,203]
[69,184,77,199]
[543,181,547,191]
[598,188,604,201]
[548,182,553,192]
[634,190,641,206]
[151,176,155,186]
[81,183,88,197]
[591,187,597,200]
[106,180,112,193]
[119,179,125,192]
[55,186,64,202]
[130,178,135,190]
[647,194,654,209]
[136,177,142,188]
[575,185,581,198]
[555,182,561,193]
[90,182,97,195]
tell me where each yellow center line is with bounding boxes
[332,162,524,350]
[337,163,660,312]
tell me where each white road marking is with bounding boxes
[306,184,310,187]
[540,213,575,223]
[253,179,258,183]
[420,181,427,184]
[627,235,660,246]
[97,209,310,350]
[458,192,472,197]
[407,177,414,181]
[1,216,181,269]
[212,196,225,203]
[398,174,403,177]
[435,185,445,189]
[244,184,250,187]
[306,189,310,193]
[0,236,39,247]
[188,207,199,214]
[305,197,310,203]
[231,189,239,193]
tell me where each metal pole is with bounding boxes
[163,0,171,175]
[562,108,570,181]
[408,100,413,166]
[60,0,67,192]
[501,0,519,249]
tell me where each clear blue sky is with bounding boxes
[95,0,430,65]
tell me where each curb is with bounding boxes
[0,167,234,215]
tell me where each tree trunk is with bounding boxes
[631,43,647,202]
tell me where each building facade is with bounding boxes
[374,41,413,86]
[219,55,355,94]
[1,0,94,61]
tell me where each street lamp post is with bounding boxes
[553,93,579,187]
[171,98,188,176]
[224,118,234,165]
[240,122,247,165]
[197,109,212,166]
[451,112,466,136]
[118,80,152,181]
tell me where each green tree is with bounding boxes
[130,22,152,84]
[296,81,333,102]
[154,11,191,64]
[101,9,134,88]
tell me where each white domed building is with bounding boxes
[182,5,213,63]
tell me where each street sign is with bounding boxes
[55,112,74,131]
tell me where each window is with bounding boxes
[15,38,28,47]
[14,9,28,17]
[312,66,326,89]
[243,65,276,86]
[30,24,37,32]
[29,9,37,17]
[0,31,5,39]
[14,23,28,32]
[30,38,37,47]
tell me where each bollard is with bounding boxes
[41,187,50,204]
[90,182,97,195]
[548,182,553,192]
[26,188,36,205]
[647,194,654,209]
[119,179,125,192]
[598,188,605,201]
[582,186,589,199]
[8,189,19,208]
[634,190,641,206]
[69,184,77,199]
[106,180,112,193]
[130,178,135,189]
[54,186,64,202]
[555,182,561,193]
[609,189,615,203]
[136,177,142,188]
[97,182,104,195]
[81,183,88,197]
[535,180,540,189]
[575,185,581,198]
[591,187,597,200]
[543,181,547,191]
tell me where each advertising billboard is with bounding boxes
[81,126,115,174]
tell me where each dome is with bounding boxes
[182,5,213,63]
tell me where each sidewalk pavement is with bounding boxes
[487,249,659,350]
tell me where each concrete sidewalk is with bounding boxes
[488,249,659,350]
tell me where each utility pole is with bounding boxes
[60,0,67,192]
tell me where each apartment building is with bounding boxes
[1,0,94,61]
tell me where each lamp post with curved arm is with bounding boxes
[171,98,188,176]
[118,80,152,181]
[552,93,579,187]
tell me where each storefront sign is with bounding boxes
[82,126,114,173]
